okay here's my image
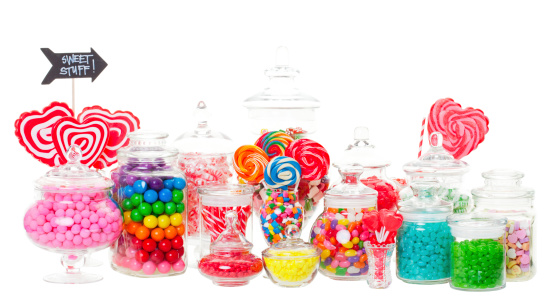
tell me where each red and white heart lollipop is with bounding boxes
[362,209,403,244]
[77,106,140,169]
[52,117,110,168]
[14,101,74,167]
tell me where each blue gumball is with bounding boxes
[173,177,186,190]
[159,188,172,203]
[163,179,174,190]
[144,189,158,203]
[133,180,148,194]
[124,186,135,198]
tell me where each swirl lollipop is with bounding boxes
[255,131,294,159]
[264,156,301,190]
[234,145,269,183]
[285,139,330,181]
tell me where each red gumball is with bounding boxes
[135,249,150,263]
[171,236,184,249]
[131,236,143,249]
[165,250,179,263]
[150,250,165,264]
[142,239,157,252]
[177,246,185,258]
[159,239,172,252]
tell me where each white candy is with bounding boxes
[347,266,360,274]
[335,213,344,221]
[355,213,363,221]
[347,213,356,222]
[516,242,522,249]
[274,208,282,215]
[509,224,514,234]
[507,248,517,258]
[313,227,321,235]
[336,230,351,244]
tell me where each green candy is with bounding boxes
[130,209,144,222]
[130,193,143,207]
[138,202,152,216]
[320,261,326,269]
[165,202,177,215]
[152,201,165,215]
[172,189,184,203]
[122,199,134,210]
[450,239,504,290]
[335,267,347,276]
[176,202,185,214]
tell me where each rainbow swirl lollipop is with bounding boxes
[264,156,301,190]
[234,145,269,183]
[255,131,294,159]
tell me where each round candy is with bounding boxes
[165,250,179,263]
[172,259,186,272]
[122,199,134,211]
[173,177,186,190]
[124,186,135,198]
[148,177,164,191]
[159,189,172,203]
[158,215,170,229]
[172,190,184,203]
[143,215,158,229]
[164,226,177,240]
[150,250,165,264]
[165,202,177,215]
[142,261,157,275]
[163,179,174,190]
[126,222,141,235]
[133,180,148,194]
[123,211,132,224]
[142,239,157,252]
[158,261,171,273]
[285,139,330,180]
[152,201,165,215]
[336,230,351,244]
[138,202,152,216]
[264,156,301,189]
[171,236,184,249]
[151,228,165,242]
[159,239,172,252]
[135,249,149,263]
[170,213,182,226]
[135,226,150,240]
[176,202,185,214]
[144,190,158,203]
[130,236,143,249]
[130,209,144,222]
[176,224,185,236]
[130,193,143,207]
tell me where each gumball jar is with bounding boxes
[403,132,471,213]
[198,211,263,286]
[173,101,234,267]
[110,132,187,277]
[448,213,507,291]
[23,145,123,283]
[336,126,400,211]
[471,169,535,282]
[243,46,320,136]
[310,165,378,281]
[396,181,453,284]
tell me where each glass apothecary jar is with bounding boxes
[471,169,535,282]
[310,165,377,280]
[336,126,399,211]
[403,132,471,213]
[23,145,123,283]
[110,132,187,277]
[448,213,507,291]
[243,46,320,136]
[173,101,234,267]
[198,184,254,259]
[396,181,453,284]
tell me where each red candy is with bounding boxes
[150,250,164,264]
[131,237,143,249]
[142,239,157,252]
[136,249,150,263]
[165,250,179,263]
[171,236,184,249]
[159,239,172,252]
[198,252,263,278]
[361,176,399,211]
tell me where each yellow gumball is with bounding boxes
[123,211,132,224]
[170,213,183,226]
[143,215,158,229]
[158,215,170,229]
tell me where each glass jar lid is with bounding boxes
[173,101,234,155]
[403,132,469,177]
[471,169,534,201]
[35,145,113,192]
[117,131,178,161]
[263,225,319,257]
[210,211,254,254]
[399,180,453,213]
[198,184,254,207]
[325,165,378,208]
[335,127,390,168]
[447,212,507,239]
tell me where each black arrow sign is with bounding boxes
[41,48,108,84]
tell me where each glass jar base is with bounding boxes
[397,275,449,285]
[450,283,506,292]
[44,272,102,284]
[212,279,250,287]
[111,264,186,278]
[319,269,366,281]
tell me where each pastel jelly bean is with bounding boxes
[503,220,534,280]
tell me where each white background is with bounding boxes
[0,0,554,307]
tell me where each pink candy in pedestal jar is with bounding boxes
[178,153,232,236]
[23,191,123,250]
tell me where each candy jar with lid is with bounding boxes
[336,126,399,211]
[23,145,123,283]
[396,181,453,284]
[310,164,378,280]
[471,169,535,281]
[197,184,254,260]
[243,46,320,136]
[403,132,471,213]
[173,101,234,266]
[262,225,321,287]
[198,211,263,286]
[110,132,187,277]
[448,213,507,291]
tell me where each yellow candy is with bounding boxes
[264,249,319,282]
[351,237,360,244]
[325,265,336,274]
[170,213,183,226]
[345,249,357,257]
[143,215,158,229]
[158,215,170,228]
[342,241,354,249]
[123,211,132,224]
[507,261,517,268]
[321,249,331,259]
[338,219,349,226]
[510,265,522,275]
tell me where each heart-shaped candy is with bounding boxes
[428,98,489,159]
[14,102,74,166]
[362,211,380,232]
[52,117,110,168]
[379,209,403,232]
[77,106,140,169]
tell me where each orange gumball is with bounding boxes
[164,226,177,240]
[135,226,150,240]
[126,222,141,235]
[176,224,185,236]
[151,228,165,242]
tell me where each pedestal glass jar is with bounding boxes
[110,132,187,277]
[23,145,123,283]
[310,165,378,280]
[260,187,304,246]
[471,169,535,281]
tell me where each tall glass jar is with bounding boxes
[336,126,400,211]
[110,132,187,277]
[448,213,507,291]
[173,101,234,267]
[243,46,320,136]
[396,181,453,284]
[310,165,378,280]
[471,169,535,282]
[403,132,470,213]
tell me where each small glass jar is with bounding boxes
[110,132,187,277]
[310,165,378,281]
[471,169,535,282]
[396,181,453,284]
[173,101,235,267]
[336,126,400,211]
[23,145,123,283]
[243,46,320,136]
[260,187,304,245]
[403,132,471,213]
[262,225,321,287]
[198,211,263,286]
[197,184,254,259]
[448,213,507,291]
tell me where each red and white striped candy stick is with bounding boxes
[418,117,426,158]
[202,205,252,241]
